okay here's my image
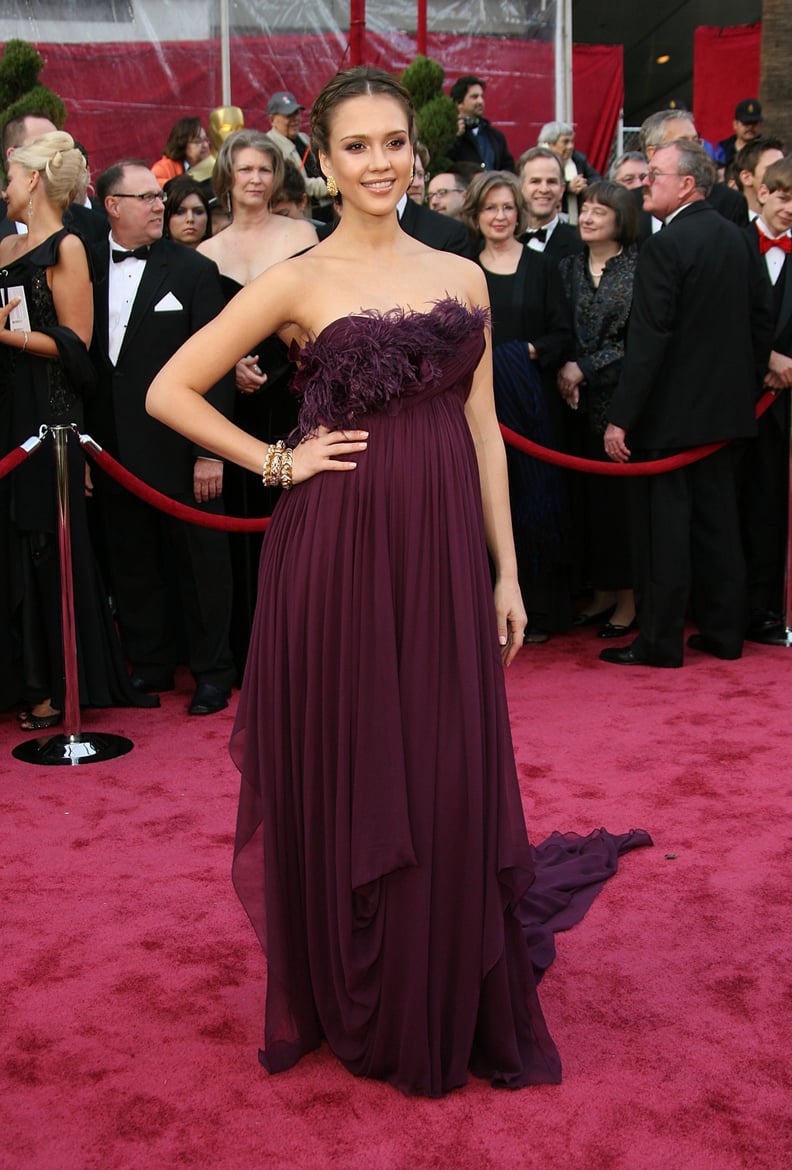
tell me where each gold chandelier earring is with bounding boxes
[326,176,338,198]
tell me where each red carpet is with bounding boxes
[2,631,790,1170]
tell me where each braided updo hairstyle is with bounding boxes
[310,65,416,157]
[10,131,89,209]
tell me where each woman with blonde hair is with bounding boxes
[0,132,155,724]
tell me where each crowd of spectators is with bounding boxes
[0,75,788,725]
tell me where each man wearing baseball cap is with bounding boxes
[717,99,763,168]
[266,90,329,213]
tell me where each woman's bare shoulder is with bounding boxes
[413,246,489,310]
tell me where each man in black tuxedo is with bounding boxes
[397,190,472,257]
[87,160,236,714]
[317,190,472,257]
[516,148,583,264]
[741,156,792,643]
[601,141,773,667]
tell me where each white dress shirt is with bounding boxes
[107,233,147,365]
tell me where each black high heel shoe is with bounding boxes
[598,618,638,639]
[572,604,616,628]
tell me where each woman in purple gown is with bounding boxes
[148,67,649,1097]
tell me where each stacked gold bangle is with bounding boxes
[262,439,295,490]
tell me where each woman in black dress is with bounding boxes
[462,170,571,641]
[198,131,319,669]
[0,131,155,725]
[557,181,639,636]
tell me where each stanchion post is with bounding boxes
[12,425,134,766]
[52,425,81,735]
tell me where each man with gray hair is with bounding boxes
[600,140,773,667]
[637,109,746,234]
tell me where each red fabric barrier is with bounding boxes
[0,437,41,480]
[23,33,622,179]
[500,389,778,477]
[82,440,270,533]
[693,24,761,150]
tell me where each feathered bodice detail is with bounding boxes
[290,298,488,438]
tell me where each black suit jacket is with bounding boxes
[446,118,514,172]
[609,200,773,449]
[398,199,473,258]
[88,237,234,496]
[542,221,585,265]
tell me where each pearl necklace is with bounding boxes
[588,247,622,281]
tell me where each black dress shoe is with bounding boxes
[188,682,230,716]
[572,604,616,628]
[598,618,638,639]
[745,624,789,646]
[686,634,742,660]
[129,672,175,693]
[599,644,680,667]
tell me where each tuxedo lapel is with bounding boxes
[118,243,169,362]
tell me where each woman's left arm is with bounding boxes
[0,234,93,359]
[464,286,527,664]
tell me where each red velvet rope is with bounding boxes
[2,392,779,534]
[499,389,779,476]
[0,437,41,481]
[82,439,271,532]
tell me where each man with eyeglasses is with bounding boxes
[86,160,236,715]
[426,171,468,219]
[599,140,773,668]
[635,109,747,241]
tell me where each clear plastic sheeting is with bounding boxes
[2,2,621,179]
[3,1,555,42]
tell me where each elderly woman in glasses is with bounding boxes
[151,116,211,186]
[462,170,572,642]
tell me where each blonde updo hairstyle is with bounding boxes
[10,131,89,209]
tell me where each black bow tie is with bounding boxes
[112,245,150,263]
[524,228,547,243]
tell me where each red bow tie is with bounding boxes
[758,230,792,255]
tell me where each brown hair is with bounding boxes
[460,171,529,239]
[760,155,792,195]
[580,180,639,246]
[310,65,416,156]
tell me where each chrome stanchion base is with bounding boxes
[12,731,134,766]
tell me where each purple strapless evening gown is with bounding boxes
[230,300,650,1096]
